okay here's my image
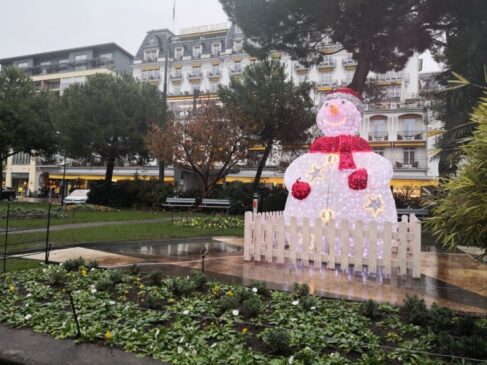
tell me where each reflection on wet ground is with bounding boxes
[91,238,486,314]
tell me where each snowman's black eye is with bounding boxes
[341,100,345,104]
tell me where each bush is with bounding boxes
[217,295,239,314]
[46,269,67,287]
[87,260,99,270]
[95,277,114,292]
[428,304,453,331]
[108,270,124,284]
[292,283,310,298]
[147,271,163,287]
[190,270,208,291]
[263,328,291,355]
[64,257,86,272]
[170,276,195,297]
[249,280,270,298]
[300,295,317,311]
[87,179,174,209]
[400,295,428,325]
[241,296,263,319]
[236,287,253,304]
[361,300,381,319]
[129,264,140,276]
[145,293,163,310]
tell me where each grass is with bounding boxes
[0,258,42,272]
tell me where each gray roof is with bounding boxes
[0,42,133,64]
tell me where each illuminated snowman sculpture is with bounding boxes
[284,88,397,226]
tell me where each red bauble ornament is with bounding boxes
[348,168,368,190]
[292,178,311,200]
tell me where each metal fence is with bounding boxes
[0,203,53,273]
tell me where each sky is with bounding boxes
[0,0,440,71]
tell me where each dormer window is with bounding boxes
[233,40,243,52]
[211,42,221,56]
[175,47,183,60]
[192,45,202,58]
[144,49,158,62]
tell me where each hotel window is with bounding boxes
[233,39,243,52]
[74,54,87,70]
[192,45,202,58]
[320,73,332,86]
[17,62,28,69]
[12,152,31,165]
[403,118,416,137]
[209,81,218,93]
[192,66,201,76]
[322,55,333,65]
[371,119,387,140]
[192,84,201,93]
[40,61,51,74]
[144,49,158,62]
[386,85,401,99]
[210,65,219,75]
[345,70,354,83]
[403,148,415,165]
[232,61,241,72]
[211,43,221,56]
[173,69,182,78]
[100,53,112,63]
[174,47,183,60]
[373,148,385,157]
[172,85,181,95]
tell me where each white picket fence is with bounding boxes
[243,211,422,278]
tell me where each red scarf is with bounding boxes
[309,135,371,170]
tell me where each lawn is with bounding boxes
[1,265,485,364]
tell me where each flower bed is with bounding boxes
[0,265,485,364]
[179,216,244,230]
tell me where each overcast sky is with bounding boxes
[0,0,440,71]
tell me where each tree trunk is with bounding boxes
[252,139,273,192]
[348,42,371,95]
[105,156,115,185]
[0,152,3,187]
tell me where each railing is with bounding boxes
[317,60,336,70]
[342,58,357,67]
[397,130,425,140]
[187,72,202,80]
[20,58,115,76]
[393,159,428,170]
[368,131,389,141]
[229,67,242,75]
[207,70,221,77]
[244,212,421,278]
[170,73,183,80]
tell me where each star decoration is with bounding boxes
[320,208,335,223]
[306,163,327,182]
[365,195,384,217]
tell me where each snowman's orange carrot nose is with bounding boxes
[329,104,339,116]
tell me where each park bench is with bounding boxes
[162,197,197,223]
[397,208,429,219]
[199,198,231,214]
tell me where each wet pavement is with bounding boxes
[22,237,487,314]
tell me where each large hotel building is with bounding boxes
[1,23,438,194]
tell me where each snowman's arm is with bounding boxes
[364,155,394,187]
[284,154,312,190]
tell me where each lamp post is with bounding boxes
[159,34,171,182]
[61,154,67,206]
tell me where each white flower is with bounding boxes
[192,349,197,356]
[210,342,217,348]
[25,303,29,307]
[90,267,96,272]
[252,287,258,293]
[232,309,239,316]
[292,300,299,306]
[179,336,184,343]
[59,263,63,266]
[131,328,137,333]
[290,317,297,322]
[183,310,189,315]
[288,355,294,364]
[177,346,183,354]
[109,300,115,305]
[310,306,316,311]
[155,329,160,337]
[90,288,97,294]
[26,293,32,298]
[24,314,32,320]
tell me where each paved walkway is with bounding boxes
[0,324,166,365]
[3,218,172,234]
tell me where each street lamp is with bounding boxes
[159,34,171,182]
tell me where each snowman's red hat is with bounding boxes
[323,87,365,115]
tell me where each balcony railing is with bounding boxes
[294,64,309,72]
[187,72,202,81]
[207,70,221,78]
[19,58,115,76]
[317,60,336,71]
[368,131,389,141]
[140,74,161,82]
[342,58,358,67]
[397,130,425,141]
[393,159,428,170]
[170,73,183,80]
[230,67,242,75]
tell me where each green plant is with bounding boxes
[235,287,253,303]
[63,257,85,271]
[190,270,207,291]
[147,271,163,287]
[46,269,66,287]
[108,270,124,284]
[144,293,163,310]
[129,264,140,276]
[182,216,244,230]
[428,304,453,331]
[87,260,99,270]
[263,328,291,355]
[300,295,317,311]
[241,296,263,319]
[216,295,239,314]
[170,276,195,297]
[361,300,381,319]
[400,295,428,325]
[95,277,114,292]
[249,280,270,298]
[292,283,310,298]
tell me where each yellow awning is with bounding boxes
[48,174,174,182]
[391,179,438,187]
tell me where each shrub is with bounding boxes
[145,293,163,310]
[361,300,381,319]
[300,295,317,311]
[292,283,310,298]
[263,328,291,354]
[249,280,270,298]
[455,315,477,336]
[87,260,99,270]
[400,295,428,325]
[241,296,263,318]
[108,270,124,284]
[147,271,163,287]
[461,334,487,358]
[236,287,253,304]
[46,269,67,287]
[95,277,114,292]
[129,264,140,276]
[428,304,453,331]
[170,276,195,297]
[64,257,86,272]
[190,270,207,291]
[216,295,239,314]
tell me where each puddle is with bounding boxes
[95,238,242,259]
